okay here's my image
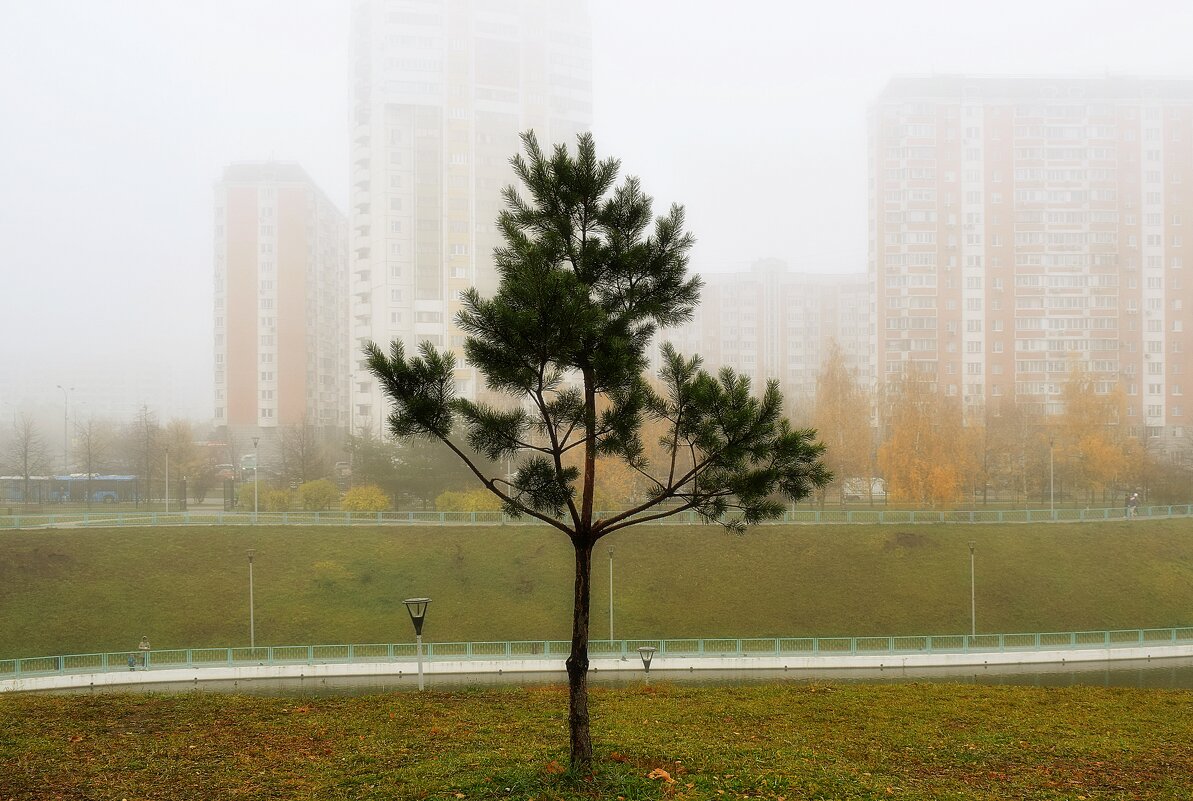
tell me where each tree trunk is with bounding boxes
[566,539,593,771]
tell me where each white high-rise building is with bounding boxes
[349,0,593,431]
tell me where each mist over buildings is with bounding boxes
[4,0,1193,446]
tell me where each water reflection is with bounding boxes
[51,655,1193,696]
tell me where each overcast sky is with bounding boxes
[3,0,1193,418]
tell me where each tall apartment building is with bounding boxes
[213,163,349,439]
[348,0,593,431]
[664,260,870,413]
[870,75,1193,447]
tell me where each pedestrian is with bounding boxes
[1128,492,1139,519]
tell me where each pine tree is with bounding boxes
[366,132,830,771]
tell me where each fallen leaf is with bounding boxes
[545,760,565,775]
[648,768,675,783]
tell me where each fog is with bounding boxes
[2,0,1193,421]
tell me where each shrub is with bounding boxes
[262,489,291,512]
[235,483,258,510]
[298,479,339,511]
[435,488,502,512]
[342,484,390,512]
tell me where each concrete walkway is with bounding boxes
[7,641,1193,693]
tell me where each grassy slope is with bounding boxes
[3,683,1193,800]
[2,520,1193,658]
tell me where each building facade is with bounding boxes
[348,0,593,431]
[663,260,870,413]
[213,163,348,438]
[870,75,1193,447]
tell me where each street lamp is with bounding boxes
[404,597,431,691]
[1048,436,1055,519]
[164,445,170,514]
[968,540,976,637]
[252,436,260,524]
[637,645,656,684]
[608,546,614,641]
[247,549,256,649]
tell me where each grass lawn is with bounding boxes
[2,520,1193,659]
[2,682,1192,800]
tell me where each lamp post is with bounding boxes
[1048,436,1055,519]
[404,597,431,691]
[252,436,260,524]
[164,445,170,514]
[55,385,73,480]
[637,645,656,685]
[968,540,976,637]
[247,549,256,649]
[608,546,614,642]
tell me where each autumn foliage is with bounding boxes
[877,375,978,506]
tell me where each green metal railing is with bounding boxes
[2,504,1190,530]
[4,627,1193,681]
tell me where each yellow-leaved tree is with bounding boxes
[877,374,978,507]
[1056,362,1132,503]
[812,340,874,503]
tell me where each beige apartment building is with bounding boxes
[664,260,870,414]
[213,163,348,438]
[348,0,592,431]
[870,75,1193,450]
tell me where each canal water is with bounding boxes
[50,655,1193,696]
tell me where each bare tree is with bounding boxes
[7,414,50,504]
[126,406,161,505]
[74,417,114,508]
[279,418,330,486]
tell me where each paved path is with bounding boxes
[7,641,1193,693]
